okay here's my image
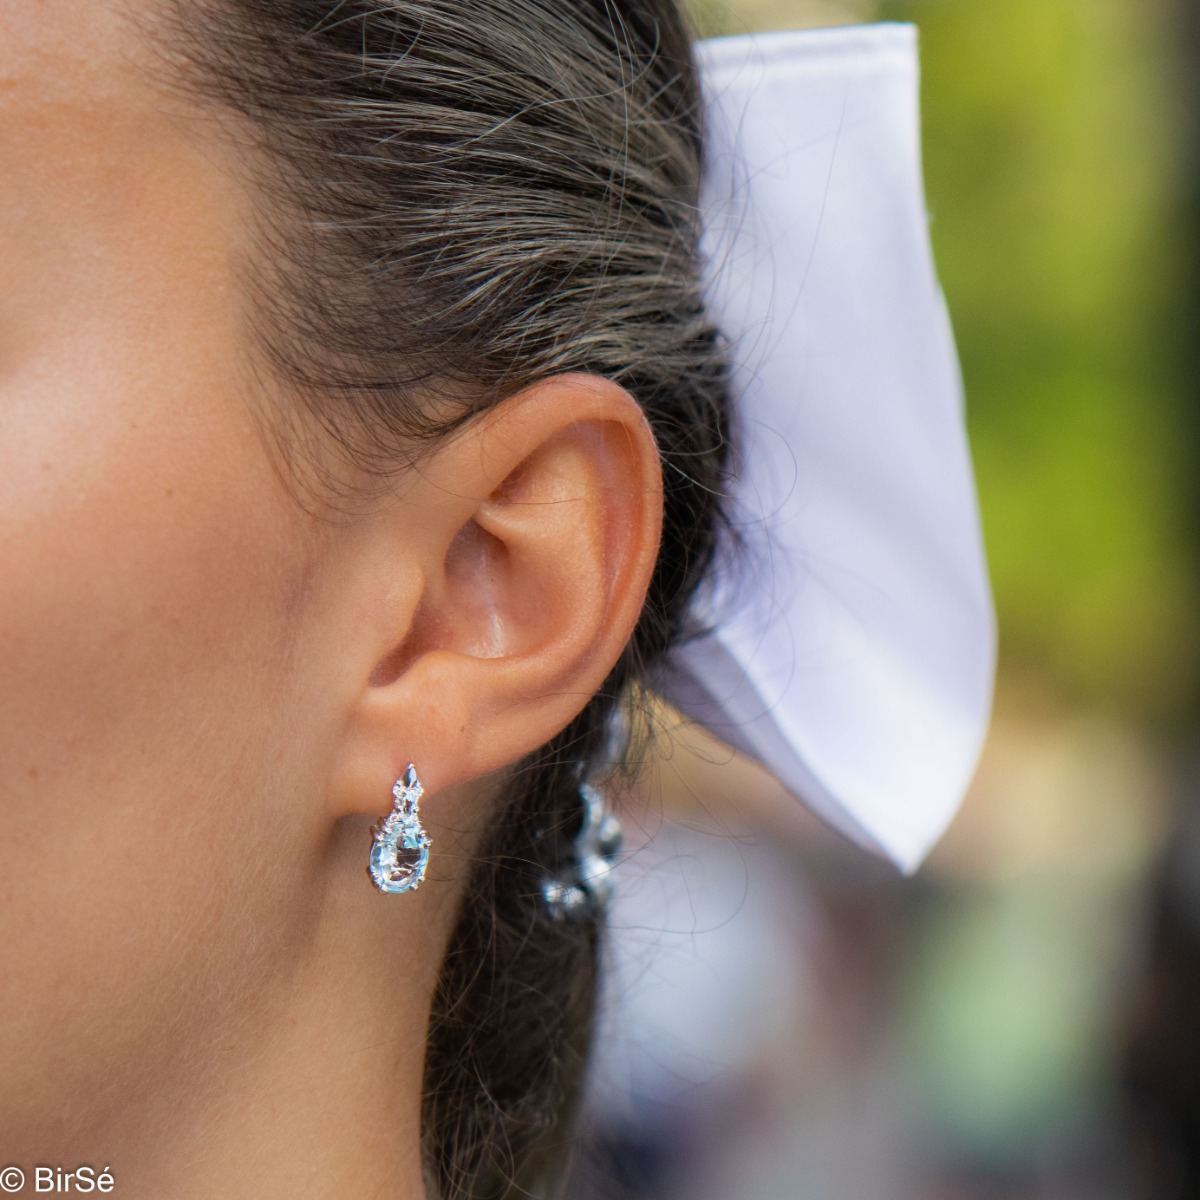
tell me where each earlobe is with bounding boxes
[329,374,663,817]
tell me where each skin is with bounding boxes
[0,3,663,1196]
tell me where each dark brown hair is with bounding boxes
[160,1,732,1195]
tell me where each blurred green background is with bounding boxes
[689,0,1199,723]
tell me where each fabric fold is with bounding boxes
[659,24,996,872]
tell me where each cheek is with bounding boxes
[0,342,328,1142]
[0,46,348,1142]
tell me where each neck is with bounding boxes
[67,819,445,1200]
[146,951,429,1200]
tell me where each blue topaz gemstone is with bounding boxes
[368,764,430,894]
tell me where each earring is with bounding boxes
[368,764,431,894]
[542,781,623,919]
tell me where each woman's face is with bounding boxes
[0,1,666,1177]
[0,0,355,1151]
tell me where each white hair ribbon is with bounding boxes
[658,24,996,873]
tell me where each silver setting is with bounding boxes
[368,763,431,894]
[543,781,623,920]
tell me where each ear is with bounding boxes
[326,373,663,818]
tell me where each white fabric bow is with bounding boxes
[658,24,996,872]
